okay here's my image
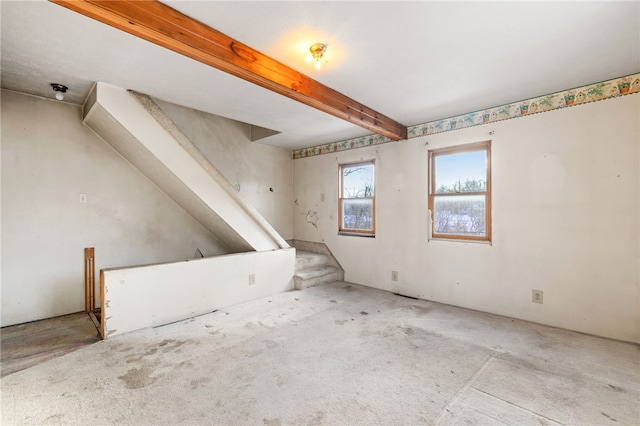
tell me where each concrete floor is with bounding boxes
[1,281,638,425]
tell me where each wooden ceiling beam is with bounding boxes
[50,0,407,141]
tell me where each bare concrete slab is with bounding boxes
[1,282,637,425]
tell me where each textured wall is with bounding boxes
[293,94,640,343]
[0,91,228,326]
[155,99,294,241]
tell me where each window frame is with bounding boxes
[338,160,376,236]
[428,140,492,242]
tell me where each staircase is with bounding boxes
[294,251,343,290]
[83,82,288,253]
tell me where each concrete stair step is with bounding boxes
[294,265,341,290]
[295,251,330,272]
[295,265,338,280]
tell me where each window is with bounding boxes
[339,161,375,235]
[428,141,491,242]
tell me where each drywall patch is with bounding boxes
[306,211,319,228]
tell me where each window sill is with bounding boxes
[429,237,492,245]
[338,232,375,238]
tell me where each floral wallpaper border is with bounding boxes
[292,73,640,160]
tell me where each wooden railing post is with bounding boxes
[84,247,95,312]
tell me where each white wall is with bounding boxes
[155,99,294,240]
[102,248,295,337]
[0,91,228,326]
[293,95,640,343]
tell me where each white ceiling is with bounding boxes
[2,1,638,151]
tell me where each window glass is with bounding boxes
[339,161,375,235]
[429,142,491,242]
[342,164,374,198]
[435,151,486,193]
[433,195,486,236]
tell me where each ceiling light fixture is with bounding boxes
[307,43,327,70]
[51,83,68,101]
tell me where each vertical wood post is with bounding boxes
[84,247,95,312]
[99,269,105,339]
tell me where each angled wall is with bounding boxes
[153,99,293,242]
[83,82,288,253]
[1,88,295,327]
[0,90,228,326]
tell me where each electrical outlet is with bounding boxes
[79,193,87,204]
[532,289,543,304]
[392,271,398,282]
[249,274,256,286]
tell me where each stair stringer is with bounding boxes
[83,82,288,252]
